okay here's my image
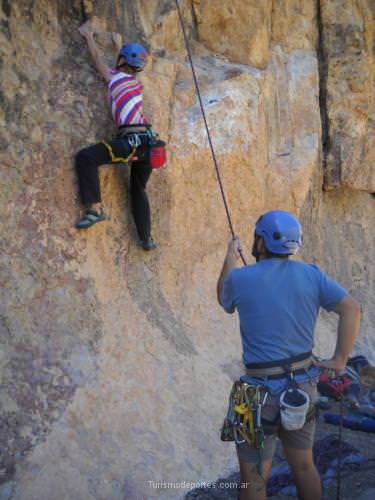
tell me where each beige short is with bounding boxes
[236,381,317,463]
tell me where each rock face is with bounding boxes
[319,0,375,190]
[0,1,373,499]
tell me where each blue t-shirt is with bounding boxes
[220,259,348,393]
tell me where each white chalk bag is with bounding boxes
[280,387,310,431]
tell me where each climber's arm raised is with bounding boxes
[79,21,111,82]
[217,237,242,311]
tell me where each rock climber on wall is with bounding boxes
[75,20,166,250]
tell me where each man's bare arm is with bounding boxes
[315,295,361,372]
[79,21,111,82]
[217,237,242,309]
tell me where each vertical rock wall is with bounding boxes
[319,0,375,190]
[0,1,374,498]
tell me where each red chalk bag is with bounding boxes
[149,139,167,169]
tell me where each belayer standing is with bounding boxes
[75,21,166,250]
[217,210,361,500]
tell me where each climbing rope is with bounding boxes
[174,0,247,265]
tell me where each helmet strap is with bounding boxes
[115,60,140,73]
[251,234,262,262]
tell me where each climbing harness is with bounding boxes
[247,352,314,431]
[175,0,247,265]
[119,125,167,169]
[245,351,313,377]
[221,381,268,474]
[100,140,137,164]
[221,352,317,478]
[100,126,167,169]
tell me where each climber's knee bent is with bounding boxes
[75,143,112,205]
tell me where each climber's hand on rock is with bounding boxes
[227,237,242,261]
[79,21,95,39]
[112,32,123,50]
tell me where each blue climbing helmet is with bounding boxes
[118,43,148,71]
[255,210,302,255]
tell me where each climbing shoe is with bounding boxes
[139,237,156,251]
[76,209,106,229]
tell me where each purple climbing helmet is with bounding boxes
[255,210,302,255]
[118,43,148,71]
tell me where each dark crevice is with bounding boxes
[0,18,11,39]
[2,0,11,17]
[80,0,88,22]
[316,0,330,177]
[190,0,199,40]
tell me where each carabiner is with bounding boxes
[128,134,141,148]
[233,426,246,445]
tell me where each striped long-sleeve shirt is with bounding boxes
[108,69,147,126]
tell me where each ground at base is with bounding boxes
[186,401,375,499]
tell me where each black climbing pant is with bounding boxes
[75,137,152,241]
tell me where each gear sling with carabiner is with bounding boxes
[221,381,269,474]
